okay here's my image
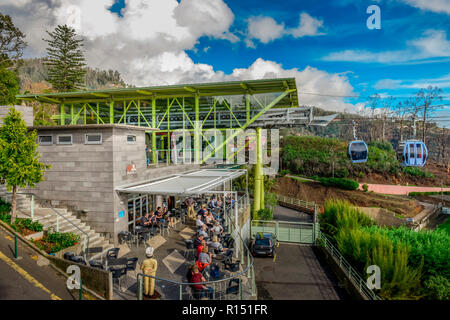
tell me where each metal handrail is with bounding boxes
[3,191,90,262]
[276,194,315,210]
[136,192,255,300]
[316,230,380,300]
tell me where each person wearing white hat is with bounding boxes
[140,247,158,297]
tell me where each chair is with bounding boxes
[184,239,195,260]
[111,267,127,292]
[106,248,120,260]
[223,259,240,272]
[70,255,86,265]
[89,260,104,270]
[118,231,133,247]
[160,220,170,237]
[138,230,151,248]
[63,252,76,261]
[86,247,104,266]
[125,257,139,278]
[226,279,240,295]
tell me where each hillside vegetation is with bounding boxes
[281,136,442,185]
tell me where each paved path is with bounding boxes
[359,184,450,195]
[0,227,75,300]
[254,243,348,300]
[274,205,313,223]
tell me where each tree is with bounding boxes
[0,66,19,104]
[366,93,380,141]
[0,107,50,223]
[415,86,443,143]
[0,13,27,68]
[43,25,86,92]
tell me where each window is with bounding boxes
[57,135,72,145]
[127,135,136,144]
[38,135,53,145]
[85,133,102,145]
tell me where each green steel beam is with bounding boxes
[60,104,65,125]
[152,98,157,164]
[109,101,114,124]
[201,89,295,164]
[194,94,200,163]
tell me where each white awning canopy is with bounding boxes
[115,169,247,196]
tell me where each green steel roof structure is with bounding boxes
[17,78,298,165]
[17,78,298,107]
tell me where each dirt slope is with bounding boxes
[274,177,423,217]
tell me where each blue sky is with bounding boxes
[1,0,448,126]
[106,0,449,126]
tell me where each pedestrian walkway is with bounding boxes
[359,184,450,195]
[0,226,75,300]
[254,243,348,300]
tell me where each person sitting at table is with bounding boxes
[208,197,216,209]
[155,207,165,223]
[149,211,158,226]
[190,265,214,299]
[205,211,215,228]
[208,235,233,257]
[198,225,209,239]
[140,212,151,228]
[194,234,204,249]
[197,204,208,218]
[210,221,223,237]
[196,239,206,259]
[162,206,175,228]
[196,215,205,228]
[198,245,212,266]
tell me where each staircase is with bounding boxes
[0,185,113,262]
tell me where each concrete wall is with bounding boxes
[26,124,200,244]
[0,105,33,126]
[359,207,407,227]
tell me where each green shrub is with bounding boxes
[409,191,450,196]
[362,184,369,192]
[363,226,450,279]
[319,177,359,190]
[402,167,434,178]
[320,199,374,237]
[12,218,43,232]
[422,275,450,300]
[0,199,11,214]
[256,208,273,221]
[279,169,290,176]
[336,227,422,300]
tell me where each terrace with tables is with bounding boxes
[63,169,255,300]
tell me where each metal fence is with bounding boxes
[316,230,380,300]
[251,220,317,244]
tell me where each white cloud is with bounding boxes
[247,16,285,44]
[400,0,450,15]
[287,12,325,38]
[323,29,450,64]
[375,74,450,90]
[246,12,325,46]
[0,0,364,114]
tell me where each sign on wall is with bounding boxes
[118,210,125,219]
[126,161,137,175]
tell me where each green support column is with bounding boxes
[109,101,114,124]
[60,104,65,125]
[260,171,265,210]
[152,98,157,164]
[96,103,99,124]
[71,104,74,124]
[194,94,200,163]
[246,94,250,122]
[167,99,171,163]
[253,127,262,217]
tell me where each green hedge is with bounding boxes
[409,191,450,196]
[402,167,435,178]
[0,199,11,215]
[319,177,359,190]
